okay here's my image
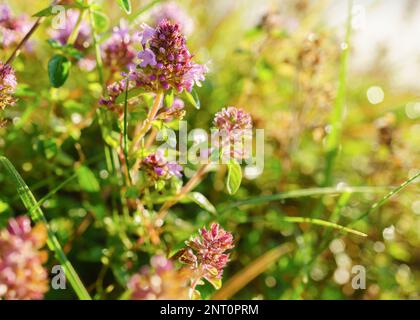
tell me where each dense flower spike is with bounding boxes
[0,216,48,300]
[0,61,17,111]
[102,20,137,71]
[213,107,253,160]
[127,255,190,300]
[142,151,183,182]
[180,223,234,289]
[214,106,253,133]
[0,4,31,49]
[151,2,194,35]
[49,9,91,51]
[134,20,207,93]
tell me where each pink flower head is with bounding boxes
[0,216,48,300]
[102,20,137,71]
[180,223,234,288]
[0,61,17,110]
[127,255,190,300]
[214,106,252,133]
[142,150,183,183]
[213,107,253,160]
[0,4,32,49]
[133,20,207,93]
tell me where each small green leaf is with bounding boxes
[117,0,132,14]
[226,160,242,195]
[184,89,200,109]
[76,166,100,193]
[187,192,217,214]
[164,89,174,108]
[92,10,110,33]
[48,55,71,88]
[206,275,222,290]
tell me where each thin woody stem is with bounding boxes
[6,17,44,65]
[156,163,211,221]
[129,91,164,155]
[6,0,62,65]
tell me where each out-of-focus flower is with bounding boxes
[157,98,185,121]
[77,56,96,72]
[0,4,32,49]
[180,223,234,290]
[213,107,253,160]
[102,20,137,71]
[99,77,132,108]
[133,20,207,93]
[0,216,48,300]
[49,9,91,51]
[214,107,252,133]
[127,255,190,300]
[0,61,17,111]
[151,2,194,35]
[142,151,183,182]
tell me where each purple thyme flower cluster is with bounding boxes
[180,223,234,289]
[157,97,186,122]
[142,151,183,182]
[102,20,138,72]
[213,107,253,160]
[49,9,91,51]
[0,4,31,49]
[214,106,253,133]
[134,19,207,93]
[0,216,49,300]
[151,1,194,36]
[0,61,17,111]
[127,255,190,300]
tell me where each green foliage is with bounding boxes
[48,55,71,88]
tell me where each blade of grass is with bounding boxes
[322,0,353,188]
[283,216,367,237]
[218,186,387,213]
[212,243,294,300]
[0,156,92,300]
[26,174,77,217]
[350,171,420,225]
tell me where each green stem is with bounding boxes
[322,0,353,188]
[350,171,420,225]
[123,78,132,184]
[283,216,367,237]
[129,91,164,155]
[0,156,91,300]
[218,186,387,213]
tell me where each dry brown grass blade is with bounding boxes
[212,243,295,300]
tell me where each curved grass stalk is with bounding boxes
[350,171,420,225]
[26,174,77,217]
[218,186,387,213]
[0,156,91,300]
[282,216,367,237]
